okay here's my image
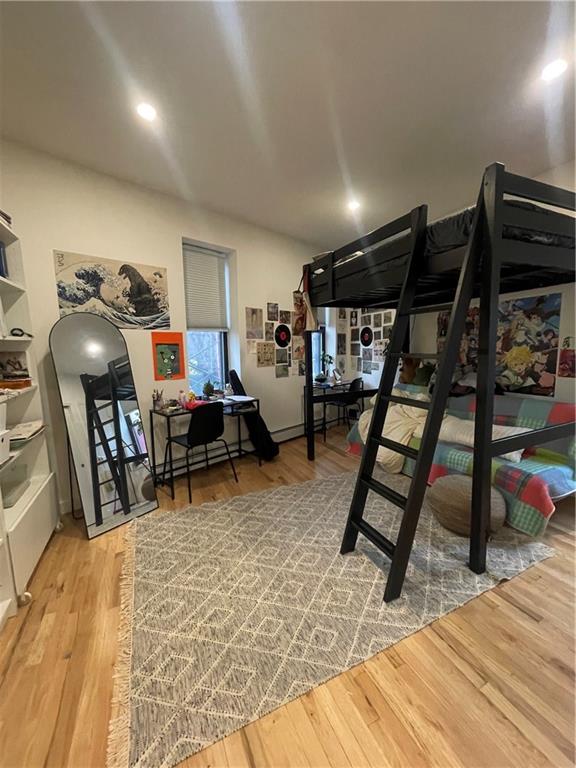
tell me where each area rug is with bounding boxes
[108,471,554,768]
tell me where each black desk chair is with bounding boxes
[324,377,364,438]
[162,402,238,503]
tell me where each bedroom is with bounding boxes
[0,2,574,767]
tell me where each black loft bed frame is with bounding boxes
[81,355,149,526]
[302,162,575,601]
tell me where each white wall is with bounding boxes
[0,141,316,511]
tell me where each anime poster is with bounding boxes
[437,293,562,396]
[151,332,185,381]
[54,250,169,329]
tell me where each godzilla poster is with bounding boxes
[53,250,170,330]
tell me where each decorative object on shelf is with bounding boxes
[427,475,506,536]
[53,250,169,330]
[8,327,33,338]
[245,306,263,339]
[50,312,158,538]
[151,331,185,380]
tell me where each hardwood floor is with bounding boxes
[0,429,574,768]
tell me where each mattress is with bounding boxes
[314,200,575,272]
[426,200,574,256]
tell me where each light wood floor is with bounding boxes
[0,428,574,768]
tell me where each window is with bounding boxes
[182,241,230,393]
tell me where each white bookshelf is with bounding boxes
[0,216,59,625]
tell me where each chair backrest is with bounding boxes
[186,402,225,447]
[349,377,364,393]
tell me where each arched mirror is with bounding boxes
[50,313,158,537]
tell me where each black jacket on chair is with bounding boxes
[229,369,279,461]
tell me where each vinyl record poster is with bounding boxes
[360,326,373,347]
[275,323,292,348]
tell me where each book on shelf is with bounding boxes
[9,420,44,445]
[0,242,7,278]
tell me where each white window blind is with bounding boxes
[183,242,229,330]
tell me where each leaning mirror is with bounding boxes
[50,312,158,537]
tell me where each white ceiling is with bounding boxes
[1,1,574,249]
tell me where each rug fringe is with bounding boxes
[106,522,136,768]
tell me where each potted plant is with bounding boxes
[203,379,215,398]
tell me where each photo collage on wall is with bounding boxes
[245,292,307,378]
[437,292,563,397]
[350,307,395,375]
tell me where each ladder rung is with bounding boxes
[352,519,396,559]
[406,302,453,315]
[389,351,440,359]
[371,436,418,460]
[384,394,430,410]
[361,475,408,510]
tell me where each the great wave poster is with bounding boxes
[53,251,170,330]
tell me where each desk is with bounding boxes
[303,380,357,437]
[149,397,261,498]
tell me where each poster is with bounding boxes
[151,332,185,381]
[292,291,307,335]
[350,310,358,327]
[298,360,306,376]
[256,341,275,367]
[247,340,258,355]
[267,302,279,322]
[265,321,274,342]
[383,310,394,325]
[337,333,347,355]
[373,313,382,328]
[437,292,562,396]
[279,309,291,324]
[276,364,290,378]
[276,348,289,364]
[54,250,169,329]
[292,336,305,360]
[351,327,360,342]
[338,308,347,320]
[246,307,263,339]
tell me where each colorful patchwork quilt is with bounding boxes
[347,391,575,537]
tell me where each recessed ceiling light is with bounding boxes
[136,102,157,121]
[347,199,361,212]
[541,59,568,82]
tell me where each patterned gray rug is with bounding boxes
[107,471,553,768]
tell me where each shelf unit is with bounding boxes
[0,217,58,627]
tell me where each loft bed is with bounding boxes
[305,180,574,311]
[302,162,575,602]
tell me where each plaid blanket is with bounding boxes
[347,392,575,537]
